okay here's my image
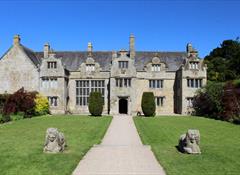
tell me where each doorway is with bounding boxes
[119,98,128,114]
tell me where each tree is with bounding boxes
[88,91,104,116]
[204,39,240,82]
[141,92,156,116]
[192,82,224,119]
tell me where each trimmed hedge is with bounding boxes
[88,91,104,116]
[141,92,156,116]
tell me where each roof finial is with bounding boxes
[88,42,93,57]
[13,34,21,46]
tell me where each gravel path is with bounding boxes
[72,115,166,175]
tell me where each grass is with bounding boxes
[134,116,240,175]
[0,115,112,175]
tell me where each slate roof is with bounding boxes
[21,45,41,66]
[135,52,186,71]
[34,51,187,72]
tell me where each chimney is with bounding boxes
[87,42,93,57]
[44,42,50,58]
[112,51,117,59]
[186,43,193,54]
[186,43,198,57]
[129,33,135,59]
[13,35,21,46]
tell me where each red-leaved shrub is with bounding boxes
[3,88,37,117]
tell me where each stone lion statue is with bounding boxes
[178,129,201,154]
[43,128,66,153]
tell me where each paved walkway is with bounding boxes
[72,115,166,175]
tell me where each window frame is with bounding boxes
[155,96,165,107]
[149,80,163,89]
[151,64,161,72]
[76,80,105,106]
[118,61,129,69]
[47,61,57,69]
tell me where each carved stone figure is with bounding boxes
[178,129,201,154]
[43,128,66,153]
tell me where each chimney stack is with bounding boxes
[88,42,93,57]
[129,33,135,59]
[44,42,50,58]
[112,51,117,59]
[13,35,21,46]
[186,43,198,57]
[186,43,193,55]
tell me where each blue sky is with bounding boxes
[0,0,239,58]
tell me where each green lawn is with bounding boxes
[134,116,240,175]
[0,115,112,175]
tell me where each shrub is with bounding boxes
[0,115,3,123]
[193,81,224,119]
[10,113,24,121]
[2,114,11,123]
[34,94,49,116]
[193,81,240,123]
[221,82,240,122]
[0,93,9,114]
[141,92,156,117]
[88,91,104,116]
[3,88,37,117]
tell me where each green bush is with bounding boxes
[193,81,224,119]
[141,92,156,117]
[10,113,24,121]
[88,91,104,116]
[34,94,49,116]
[0,115,3,123]
[193,81,240,123]
[2,114,11,123]
[0,93,9,114]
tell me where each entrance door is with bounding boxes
[119,98,128,114]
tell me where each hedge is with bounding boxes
[141,92,156,116]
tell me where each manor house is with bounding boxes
[0,35,207,115]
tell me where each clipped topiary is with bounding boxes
[88,91,104,116]
[34,93,49,116]
[141,92,156,117]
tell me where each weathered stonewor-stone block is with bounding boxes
[43,128,67,153]
[178,129,201,154]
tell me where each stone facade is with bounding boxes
[0,35,207,115]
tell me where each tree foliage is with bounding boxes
[204,39,240,82]
[141,92,156,117]
[193,81,240,123]
[88,91,104,116]
[193,82,224,119]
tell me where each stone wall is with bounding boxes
[0,45,39,94]
[39,54,68,114]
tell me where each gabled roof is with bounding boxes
[21,45,41,66]
[134,52,187,71]
[35,51,113,71]
[35,51,187,71]
[0,44,41,67]
[0,42,187,72]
